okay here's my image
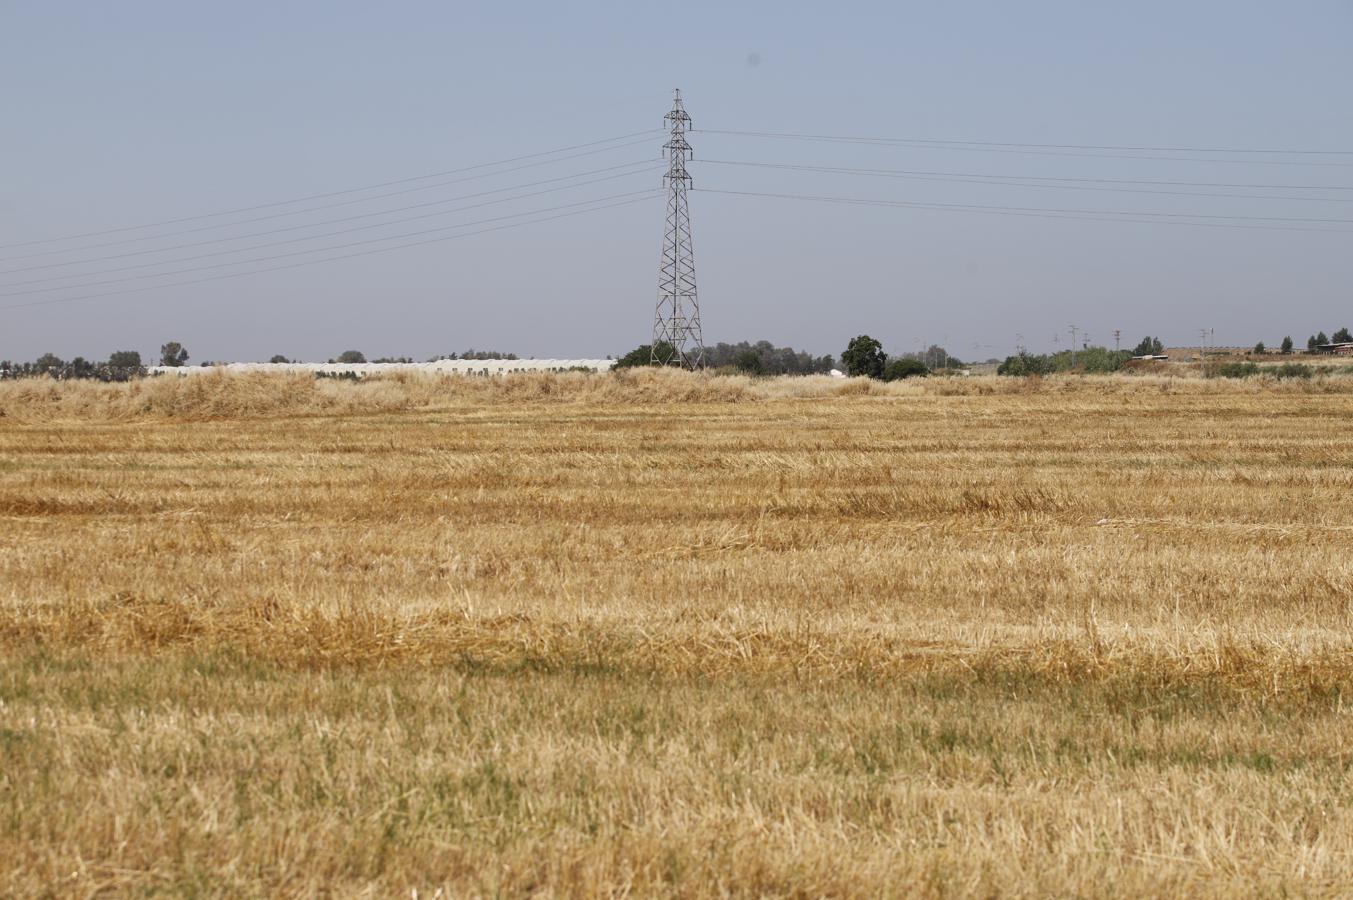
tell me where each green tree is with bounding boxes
[34,352,65,375]
[336,350,366,364]
[612,341,676,368]
[1253,341,1265,354]
[1317,331,1329,346]
[732,349,766,375]
[700,340,834,375]
[1333,327,1352,344]
[104,350,145,382]
[1280,336,1293,354]
[1132,336,1164,356]
[997,351,1053,376]
[107,350,142,369]
[882,357,927,380]
[1308,335,1319,351]
[159,342,189,367]
[269,355,291,364]
[841,335,886,379]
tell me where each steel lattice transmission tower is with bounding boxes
[652,89,704,368]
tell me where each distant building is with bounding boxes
[148,359,616,377]
[1316,343,1353,356]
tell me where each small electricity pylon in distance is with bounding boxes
[652,89,704,368]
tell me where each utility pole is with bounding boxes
[652,89,703,368]
[1069,325,1079,369]
[1198,328,1208,376]
[1113,329,1121,353]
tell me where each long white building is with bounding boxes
[147,359,617,377]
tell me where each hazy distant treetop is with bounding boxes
[107,350,142,369]
[335,350,366,364]
[268,355,291,364]
[160,342,189,367]
[701,340,834,375]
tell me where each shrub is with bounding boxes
[1271,363,1313,380]
[613,342,677,369]
[1212,362,1259,379]
[881,358,928,381]
[997,352,1053,376]
[702,341,833,375]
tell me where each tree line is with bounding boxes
[0,342,189,381]
[614,336,957,380]
[614,340,836,375]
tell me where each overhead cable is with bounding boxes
[0,162,661,284]
[695,129,1353,168]
[0,192,661,311]
[0,127,665,253]
[697,128,1353,155]
[695,187,1353,234]
[0,189,662,299]
[700,159,1353,203]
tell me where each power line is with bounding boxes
[0,129,664,252]
[0,136,660,264]
[700,158,1353,203]
[0,192,662,312]
[0,189,662,300]
[0,161,661,284]
[695,187,1353,234]
[696,128,1353,155]
[702,186,1353,224]
[695,129,1353,168]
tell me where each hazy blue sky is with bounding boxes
[2,1,1351,363]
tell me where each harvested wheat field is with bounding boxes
[2,369,1352,897]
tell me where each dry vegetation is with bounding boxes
[3,369,1353,897]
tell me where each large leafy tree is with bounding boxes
[841,335,887,379]
[1333,327,1352,344]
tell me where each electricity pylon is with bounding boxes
[652,89,704,368]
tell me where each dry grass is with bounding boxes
[3,370,1353,897]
